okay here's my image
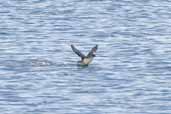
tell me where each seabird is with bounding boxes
[71,44,98,66]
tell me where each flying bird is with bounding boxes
[71,44,98,66]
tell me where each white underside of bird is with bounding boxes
[82,57,93,65]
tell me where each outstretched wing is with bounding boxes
[71,44,85,59]
[87,45,98,57]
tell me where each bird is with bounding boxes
[71,44,98,66]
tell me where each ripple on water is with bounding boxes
[0,0,171,114]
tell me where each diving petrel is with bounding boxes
[71,44,98,66]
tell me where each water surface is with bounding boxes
[0,0,171,114]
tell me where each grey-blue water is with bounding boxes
[0,0,171,114]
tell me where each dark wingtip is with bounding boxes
[71,44,75,52]
[71,44,74,49]
[94,45,98,50]
[95,44,98,49]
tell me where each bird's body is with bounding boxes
[83,57,93,64]
[71,44,98,66]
